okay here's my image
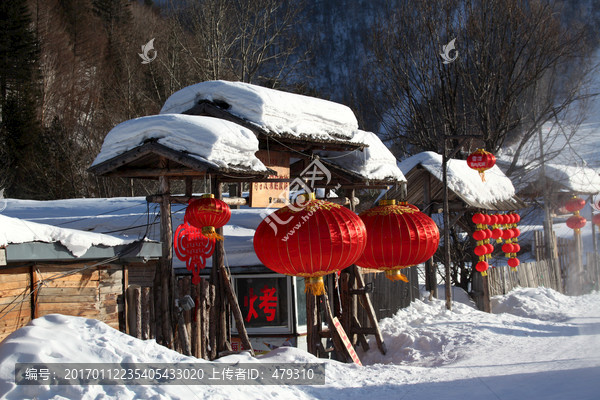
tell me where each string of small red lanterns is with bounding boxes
[565,196,586,234]
[472,211,521,276]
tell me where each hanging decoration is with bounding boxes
[356,200,440,282]
[592,213,600,226]
[186,194,231,240]
[467,149,496,182]
[472,213,494,276]
[253,193,367,295]
[565,195,587,234]
[174,216,216,285]
[501,212,521,271]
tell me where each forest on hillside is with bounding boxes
[1,0,599,199]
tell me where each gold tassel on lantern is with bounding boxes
[202,226,224,241]
[385,269,409,282]
[304,276,325,296]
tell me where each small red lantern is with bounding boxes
[566,215,587,231]
[357,200,440,282]
[508,257,520,268]
[593,214,600,226]
[476,261,489,275]
[467,149,496,181]
[186,194,231,240]
[565,197,586,213]
[254,193,367,295]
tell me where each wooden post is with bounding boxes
[423,173,437,300]
[220,265,255,355]
[141,287,151,340]
[306,289,320,356]
[126,285,142,339]
[153,158,174,348]
[442,139,452,311]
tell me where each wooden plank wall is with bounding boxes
[486,260,562,298]
[0,267,32,342]
[357,266,419,325]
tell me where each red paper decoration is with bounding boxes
[472,212,495,276]
[565,197,586,213]
[253,193,367,295]
[174,219,216,284]
[186,194,231,240]
[593,214,600,226]
[467,149,496,181]
[356,200,440,282]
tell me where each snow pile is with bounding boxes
[91,114,267,173]
[319,130,405,182]
[491,286,577,321]
[2,288,600,399]
[160,80,359,142]
[399,151,516,207]
[0,214,134,257]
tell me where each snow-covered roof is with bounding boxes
[399,151,519,209]
[160,80,359,143]
[506,161,600,195]
[0,214,138,258]
[91,114,267,174]
[319,130,405,182]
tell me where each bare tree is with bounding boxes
[369,0,592,159]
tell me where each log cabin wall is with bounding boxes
[0,260,157,342]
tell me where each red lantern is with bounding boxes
[473,230,486,241]
[502,243,514,254]
[566,215,587,231]
[253,193,366,295]
[508,257,520,268]
[472,213,485,224]
[186,194,231,240]
[356,200,440,282]
[565,197,586,213]
[593,214,600,226]
[492,228,503,240]
[467,149,496,181]
[476,261,489,275]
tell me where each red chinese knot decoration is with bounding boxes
[356,200,440,282]
[174,216,216,285]
[565,195,586,234]
[253,193,367,295]
[186,194,231,240]
[467,149,496,181]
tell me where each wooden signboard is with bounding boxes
[332,316,362,366]
[249,150,290,208]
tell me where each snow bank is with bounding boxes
[319,130,405,181]
[491,286,578,321]
[160,80,359,142]
[0,214,133,257]
[399,151,516,207]
[91,114,267,173]
[2,288,600,399]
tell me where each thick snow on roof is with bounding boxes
[1,197,263,267]
[91,114,267,173]
[0,214,133,257]
[543,163,600,194]
[160,80,359,142]
[399,151,516,206]
[319,130,405,181]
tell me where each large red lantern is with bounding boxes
[566,215,587,231]
[565,197,585,213]
[467,149,496,181]
[356,200,439,282]
[186,194,231,240]
[253,193,367,295]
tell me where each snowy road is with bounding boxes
[1,287,599,399]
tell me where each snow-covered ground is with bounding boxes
[1,286,599,399]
